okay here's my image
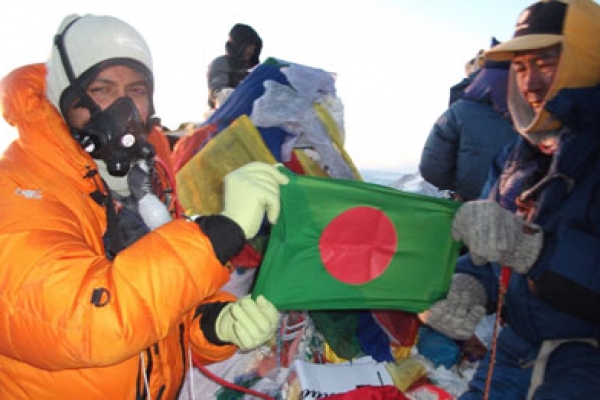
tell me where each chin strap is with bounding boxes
[54,17,103,118]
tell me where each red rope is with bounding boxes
[194,362,275,400]
[154,155,185,218]
[484,267,512,400]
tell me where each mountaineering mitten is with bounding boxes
[451,200,544,274]
[127,159,153,200]
[419,273,487,341]
[215,295,279,351]
[220,162,289,239]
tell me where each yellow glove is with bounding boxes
[221,162,289,239]
[215,295,279,351]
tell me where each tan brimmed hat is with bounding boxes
[486,1,567,61]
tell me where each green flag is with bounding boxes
[252,169,462,312]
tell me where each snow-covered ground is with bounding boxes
[361,169,448,198]
[360,169,407,186]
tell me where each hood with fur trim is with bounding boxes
[486,0,600,140]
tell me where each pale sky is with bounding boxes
[0,0,533,173]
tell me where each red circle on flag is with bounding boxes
[319,206,397,285]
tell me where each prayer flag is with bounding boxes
[252,169,462,312]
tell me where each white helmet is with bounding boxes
[46,14,154,115]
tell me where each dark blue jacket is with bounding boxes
[457,84,600,341]
[420,68,517,201]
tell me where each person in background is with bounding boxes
[448,48,484,106]
[420,0,600,398]
[420,38,517,202]
[207,23,262,111]
[0,14,287,398]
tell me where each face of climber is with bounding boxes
[65,65,151,129]
[242,44,257,62]
[511,44,562,155]
[511,44,561,114]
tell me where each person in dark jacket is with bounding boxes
[420,0,600,398]
[419,39,517,202]
[448,48,483,106]
[207,23,262,110]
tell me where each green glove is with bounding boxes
[221,162,289,239]
[215,295,279,351]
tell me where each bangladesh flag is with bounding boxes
[251,169,462,312]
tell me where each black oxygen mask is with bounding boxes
[72,96,155,176]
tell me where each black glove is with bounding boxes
[127,160,153,200]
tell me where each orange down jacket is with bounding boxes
[0,64,237,399]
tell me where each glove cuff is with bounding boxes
[506,221,544,274]
[195,215,245,264]
[453,273,487,307]
[196,302,231,346]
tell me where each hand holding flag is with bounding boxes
[252,168,463,312]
